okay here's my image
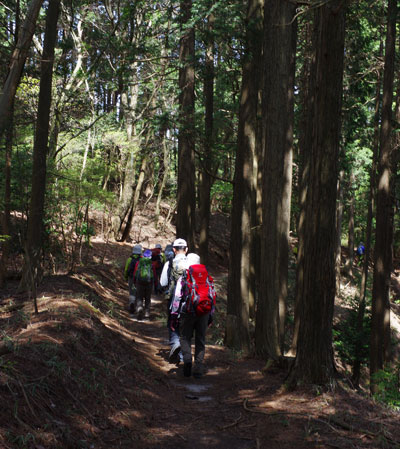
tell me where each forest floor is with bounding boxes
[1,208,400,449]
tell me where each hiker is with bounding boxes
[161,244,174,292]
[134,249,158,320]
[151,243,163,294]
[171,253,216,378]
[356,242,365,256]
[124,244,142,316]
[356,242,365,266]
[160,238,188,363]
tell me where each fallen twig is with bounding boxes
[64,386,93,421]
[18,380,37,420]
[218,413,242,430]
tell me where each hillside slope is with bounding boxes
[1,211,400,449]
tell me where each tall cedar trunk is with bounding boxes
[120,153,149,242]
[117,64,139,236]
[155,125,170,220]
[335,170,345,294]
[0,9,20,287]
[370,0,397,394]
[0,0,43,137]
[289,16,314,356]
[177,0,196,249]
[254,0,296,360]
[20,0,61,292]
[346,171,355,276]
[0,102,14,287]
[353,47,382,386]
[155,20,172,222]
[249,0,264,321]
[226,0,263,352]
[199,9,215,265]
[290,1,345,385]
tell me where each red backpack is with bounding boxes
[151,248,162,270]
[183,264,216,316]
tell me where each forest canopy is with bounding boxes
[0,0,400,398]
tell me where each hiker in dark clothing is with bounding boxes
[124,244,142,315]
[134,249,158,320]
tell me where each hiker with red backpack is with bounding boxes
[151,243,163,294]
[170,253,216,378]
[124,244,143,316]
[160,238,188,363]
[133,249,158,320]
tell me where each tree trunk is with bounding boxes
[120,154,148,242]
[0,0,44,138]
[199,8,215,266]
[370,0,397,395]
[20,0,61,292]
[226,0,263,352]
[155,125,170,221]
[0,102,14,287]
[290,1,346,385]
[255,0,296,360]
[177,0,196,249]
[346,171,355,277]
[289,16,314,356]
[335,170,344,294]
[352,53,382,386]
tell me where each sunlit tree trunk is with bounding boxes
[0,0,43,138]
[177,0,196,249]
[255,0,296,360]
[199,7,215,265]
[20,0,61,293]
[226,0,263,353]
[289,16,314,356]
[290,0,346,385]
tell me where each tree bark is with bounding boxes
[176,0,196,249]
[0,102,14,287]
[255,0,296,360]
[290,1,346,385]
[20,0,61,291]
[352,51,382,386]
[335,170,344,294]
[289,15,314,356]
[345,171,355,277]
[370,0,397,395]
[226,0,263,352]
[0,0,44,138]
[199,7,215,265]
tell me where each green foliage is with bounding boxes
[211,181,233,213]
[333,305,371,368]
[372,365,400,410]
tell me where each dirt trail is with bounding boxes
[118,291,285,449]
[1,238,400,449]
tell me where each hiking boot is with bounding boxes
[136,306,143,320]
[183,362,192,377]
[169,343,181,364]
[144,309,150,319]
[193,363,204,378]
